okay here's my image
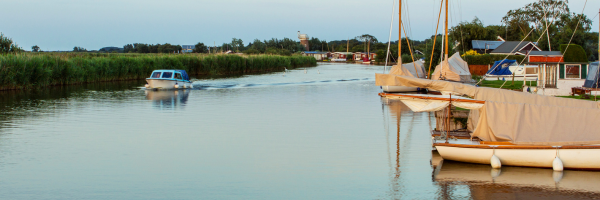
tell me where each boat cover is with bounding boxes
[176,70,190,81]
[375,74,600,145]
[431,53,472,82]
[388,60,426,78]
[583,62,600,88]
[486,60,516,76]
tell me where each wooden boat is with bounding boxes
[145,69,193,90]
[377,75,600,171]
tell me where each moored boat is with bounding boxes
[483,59,538,81]
[377,75,600,171]
[145,69,193,90]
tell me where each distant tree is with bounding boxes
[123,44,134,53]
[193,42,208,53]
[0,33,23,53]
[231,38,244,52]
[32,45,40,52]
[73,46,87,52]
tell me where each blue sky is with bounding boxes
[1,0,599,51]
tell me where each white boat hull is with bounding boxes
[483,75,538,81]
[436,144,600,170]
[146,79,193,90]
[382,86,421,93]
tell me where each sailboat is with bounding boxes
[376,75,600,170]
[380,0,471,93]
[380,0,429,93]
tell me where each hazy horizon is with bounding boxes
[2,0,599,51]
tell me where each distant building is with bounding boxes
[471,40,505,54]
[490,41,541,55]
[182,45,195,53]
[353,52,376,61]
[331,52,352,61]
[298,31,309,51]
[302,51,329,61]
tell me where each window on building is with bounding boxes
[566,65,580,79]
[151,72,161,78]
[161,72,173,78]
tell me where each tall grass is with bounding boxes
[0,53,317,90]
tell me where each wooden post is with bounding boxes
[446,94,451,144]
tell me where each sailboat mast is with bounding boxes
[444,0,449,61]
[399,0,402,65]
[598,8,599,61]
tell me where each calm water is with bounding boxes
[0,63,598,199]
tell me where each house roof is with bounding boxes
[471,40,504,50]
[490,41,540,54]
[528,51,562,56]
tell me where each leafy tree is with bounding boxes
[0,33,23,53]
[32,45,40,52]
[123,44,134,53]
[73,46,87,52]
[193,42,208,53]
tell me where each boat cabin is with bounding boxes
[148,70,191,82]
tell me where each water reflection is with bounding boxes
[145,89,190,110]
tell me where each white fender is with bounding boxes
[491,155,501,169]
[553,157,564,171]
[174,84,179,89]
[145,84,150,88]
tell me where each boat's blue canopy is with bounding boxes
[486,60,516,76]
[584,62,600,88]
[176,70,190,81]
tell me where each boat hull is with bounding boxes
[382,86,420,93]
[435,144,600,170]
[146,79,193,90]
[483,75,538,81]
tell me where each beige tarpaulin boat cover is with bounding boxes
[431,53,472,82]
[389,60,426,78]
[376,74,600,145]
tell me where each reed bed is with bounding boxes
[0,53,317,90]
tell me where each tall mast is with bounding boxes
[444,0,449,61]
[399,0,402,65]
[598,8,599,61]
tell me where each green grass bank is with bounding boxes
[0,53,317,90]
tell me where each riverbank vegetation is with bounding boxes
[0,53,316,90]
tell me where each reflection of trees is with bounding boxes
[0,80,145,131]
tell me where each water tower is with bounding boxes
[298,31,309,51]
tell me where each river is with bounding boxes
[0,63,597,199]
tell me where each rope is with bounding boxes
[477,0,561,86]
[384,0,396,73]
[499,0,588,89]
[427,0,445,79]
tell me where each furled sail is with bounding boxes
[430,53,472,83]
[377,74,600,145]
[388,60,426,78]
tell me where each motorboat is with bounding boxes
[377,75,600,171]
[483,59,539,81]
[145,69,193,90]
